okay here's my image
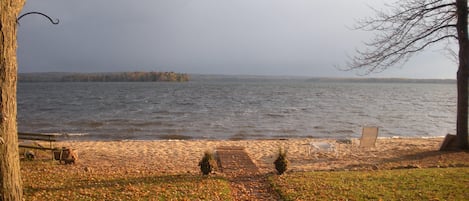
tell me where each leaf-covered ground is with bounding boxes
[21,161,232,201]
[271,167,469,201]
[19,140,469,200]
[23,160,469,200]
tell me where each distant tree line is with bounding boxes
[20,72,190,82]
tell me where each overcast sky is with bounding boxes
[17,0,457,79]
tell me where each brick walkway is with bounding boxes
[216,146,279,201]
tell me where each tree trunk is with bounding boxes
[455,0,469,150]
[0,1,25,200]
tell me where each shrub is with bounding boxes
[199,151,216,175]
[274,148,288,175]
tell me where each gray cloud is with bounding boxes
[17,0,456,78]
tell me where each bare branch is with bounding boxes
[346,0,458,74]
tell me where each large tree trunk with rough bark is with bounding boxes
[0,1,25,200]
[456,0,469,150]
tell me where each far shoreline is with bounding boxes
[18,72,456,84]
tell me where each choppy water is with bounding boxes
[17,79,456,140]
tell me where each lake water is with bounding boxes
[17,79,456,140]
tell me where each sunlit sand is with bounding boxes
[40,137,469,175]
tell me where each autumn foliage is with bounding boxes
[60,72,190,82]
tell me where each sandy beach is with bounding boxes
[26,137,467,176]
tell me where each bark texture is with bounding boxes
[456,0,469,149]
[0,1,25,200]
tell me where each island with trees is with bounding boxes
[19,72,190,82]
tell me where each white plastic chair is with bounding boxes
[309,141,338,158]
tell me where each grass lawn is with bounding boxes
[22,159,469,200]
[270,167,469,201]
[21,161,232,201]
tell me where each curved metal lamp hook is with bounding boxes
[17,12,59,25]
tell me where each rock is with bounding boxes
[84,167,92,172]
[25,150,35,160]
